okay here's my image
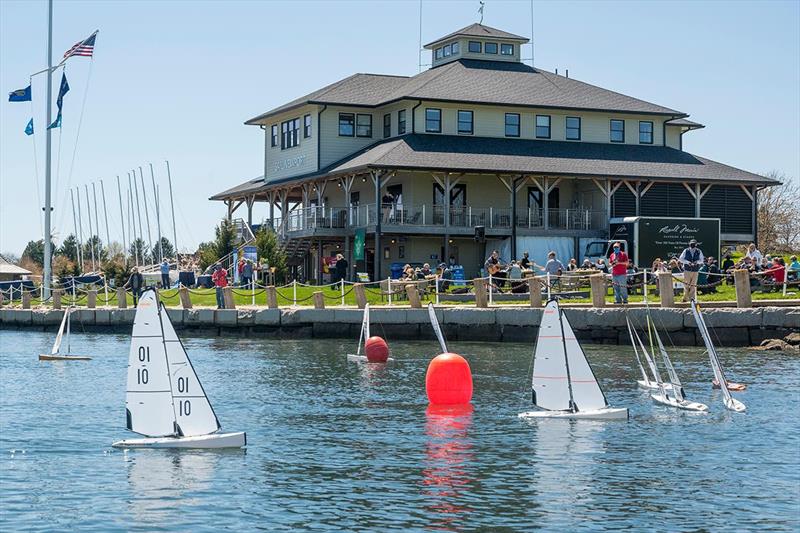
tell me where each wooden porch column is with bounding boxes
[433,172,461,264]
[340,174,356,282]
[246,195,256,227]
[371,170,393,280]
[268,190,276,230]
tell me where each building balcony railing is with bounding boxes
[268,204,607,235]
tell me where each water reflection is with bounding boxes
[421,404,475,531]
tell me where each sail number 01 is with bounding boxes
[137,346,150,385]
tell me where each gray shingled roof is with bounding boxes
[245,60,683,124]
[424,23,529,47]
[209,176,265,200]
[212,135,775,200]
[666,118,705,129]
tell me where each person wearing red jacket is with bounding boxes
[211,264,228,309]
[609,242,629,304]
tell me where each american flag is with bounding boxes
[62,31,98,60]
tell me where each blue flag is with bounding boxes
[48,113,62,129]
[8,85,31,102]
[25,118,34,136]
[55,72,69,112]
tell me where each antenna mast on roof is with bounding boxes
[530,0,534,67]
[479,1,485,23]
[418,0,423,73]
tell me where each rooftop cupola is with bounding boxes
[424,23,529,68]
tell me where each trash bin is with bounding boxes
[451,265,465,286]
[390,262,406,280]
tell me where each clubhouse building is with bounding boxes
[211,23,777,281]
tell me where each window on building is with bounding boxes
[426,108,441,133]
[398,109,406,134]
[639,121,653,144]
[566,116,581,140]
[270,124,278,147]
[434,183,467,207]
[281,118,300,149]
[500,43,514,55]
[535,115,550,139]
[528,187,560,209]
[356,114,372,137]
[610,119,625,143]
[443,44,451,57]
[505,113,521,137]
[350,191,360,206]
[339,113,355,136]
[435,48,443,60]
[303,114,312,138]
[485,42,498,54]
[468,41,482,53]
[383,113,391,138]
[451,42,460,54]
[457,110,473,135]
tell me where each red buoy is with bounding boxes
[426,353,473,405]
[364,336,390,363]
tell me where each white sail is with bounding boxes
[650,318,685,401]
[531,300,572,411]
[51,308,69,355]
[428,303,448,353]
[356,304,370,357]
[634,323,663,386]
[125,290,176,437]
[160,306,220,437]
[626,317,650,385]
[562,310,608,411]
[691,301,744,411]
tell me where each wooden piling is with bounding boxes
[733,269,752,308]
[589,274,606,308]
[406,284,422,308]
[223,286,235,309]
[266,286,278,309]
[658,272,675,308]
[528,277,542,307]
[179,286,193,309]
[354,284,367,309]
[87,290,97,309]
[313,291,325,309]
[117,288,127,308]
[474,278,488,308]
[53,289,62,310]
[22,291,31,309]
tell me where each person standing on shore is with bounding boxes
[609,242,629,304]
[241,259,254,290]
[679,239,704,302]
[160,259,170,289]
[332,253,348,288]
[212,264,228,309]
[124,267,144,306]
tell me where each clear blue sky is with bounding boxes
[1,0,798,257]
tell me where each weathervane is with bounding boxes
[479,1,485,23]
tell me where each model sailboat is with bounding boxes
[39,307,91,361]
[112,289,246,448]
[346,304,392,363]
[519,299,628,420]
[690,301,746,412]
[637,315,707,412]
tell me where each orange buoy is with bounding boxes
[425,353,473,405]
[364,336,390,363]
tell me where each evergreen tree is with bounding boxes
[255,227,288,282]
[129,238,150,265]
[58,234,80,262]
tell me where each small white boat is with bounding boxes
[346,304,393,363]
[112,289,246,449]
[39,306,91,361]
[636,313,708,412]
[519,299,628,421]
[691,301,746,413]
[627,316,671,392]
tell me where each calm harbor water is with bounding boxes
[1,330,798,531]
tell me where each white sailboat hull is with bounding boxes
[724,397,747,413]
[651,393,708,412]
[637,380,674,391]
[518,407,629,420]
[112,431,246,449]
[39,354,91,361]
[346,354,394,363]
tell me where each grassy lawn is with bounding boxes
[7,277,798,310]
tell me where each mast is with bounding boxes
[85,184,95,271]
[42,0,54,298]
[116,176,127,263]
[165,161,178,262]
[70,189,79,266]
[128,184,139,267]
[132,170,144,262]
[149,163,163,262]
[556,303,577,412]
[100,180,111,258]
[76,187,84,270]
[92,182,101,258]
[139,166,153,262]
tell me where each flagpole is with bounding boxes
[100,180,111,258]
[149,163,164,262]
[166,160,178,263]
[138,166,154,264]
[42,0,54,298]
[116,175,127,263]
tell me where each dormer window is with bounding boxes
[443,44,451,57]
[485,42,498,54]
[435,48,443,60]
[468,41,482,53]
[451,42,459,54]
[500,43,514,55]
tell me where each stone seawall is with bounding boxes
[1,307,798,346]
